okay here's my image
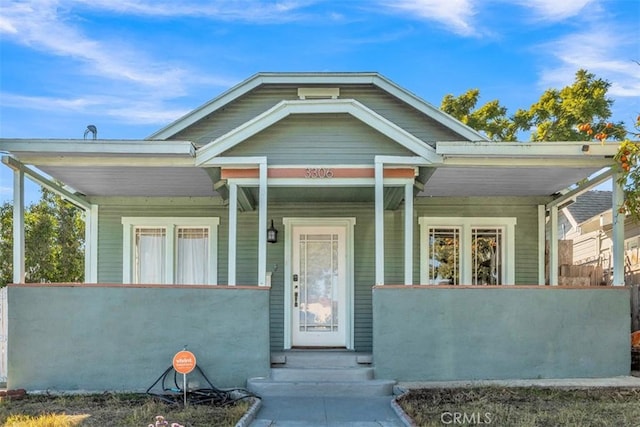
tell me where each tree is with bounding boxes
[0,188,85,286]
[441,69,626,142]
[441,69,638,221]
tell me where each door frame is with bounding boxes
[283,217,356,350]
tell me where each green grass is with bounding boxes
[0,393,252,427]
[396,387,640,427]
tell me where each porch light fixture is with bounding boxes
[267,219,278,243]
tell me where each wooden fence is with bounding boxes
[631,284,640,333]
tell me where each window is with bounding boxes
[419,217,516,285]
[122,218,219,285]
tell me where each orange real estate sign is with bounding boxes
[173,350,196,374]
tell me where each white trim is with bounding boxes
[418,217,517,285]
[282,217,356,350]
[258,162,268,286]
[227,177,413,187]
[0,139,195,156]
[549,206,559,286]
[121,217,220,285]
[85,205,99,283]
[437,141,619,158]
[538,205,546,285]
[404,182,413,285]
[612,173,625,286]
[228,183,238,286]
[12,168,25,284]
[374,162,384,285]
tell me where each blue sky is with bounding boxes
[1,0,639,204]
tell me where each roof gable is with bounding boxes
[195,99,442,166]
[149,72,488,143]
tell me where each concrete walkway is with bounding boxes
[248,395,405,427]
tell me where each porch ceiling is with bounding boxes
[32,164,606,200]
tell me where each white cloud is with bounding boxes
[538,27,640,99]
[509,0,597,21]
[0,92,189,125]
[70,0,317,22]
[377,0,477,36]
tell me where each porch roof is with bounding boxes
[0,138,619,200]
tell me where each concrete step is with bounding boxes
[270,366,374,381]
[271,351,372,368]
[246,377,395,397]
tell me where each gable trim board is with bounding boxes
[195,99,442,165]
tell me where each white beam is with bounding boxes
[0,139,195,156]
[612,172,625,286]
[549,205,559,286]
[375,161,384,285]
[538,205,546,285]
[228,183,238,286]
[437,141,619,157]
[546,168,614,209]
[12,168,25,284]
[258,161,268,286]
[2,156,90,210]
[404,182,413,285]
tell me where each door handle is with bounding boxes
[294,291,298,307]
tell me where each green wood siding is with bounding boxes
[222,113,414,164]
[95,196,542,352]
[170,84,467,148]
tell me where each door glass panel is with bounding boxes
[298,233,339,332]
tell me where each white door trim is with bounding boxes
[283,217,356,350]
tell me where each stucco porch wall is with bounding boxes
[372,285,630,381]
[7,284,271,392]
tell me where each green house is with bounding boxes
[0,72,631,392]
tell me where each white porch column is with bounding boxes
[537,205,546,285]
[84,204,99,283]
[612,172,625,286]
[404,182,413,285]
[13,168,25,284]
[228,182,238,286]
[549,205,559,286]
[374,161,384,285]
[258,161,267,286]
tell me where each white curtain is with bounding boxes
[135,228,166,284]
[176,227,209,284]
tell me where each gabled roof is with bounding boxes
[147,72,489,142]
[195,98,442,166]
[566,190,613,224]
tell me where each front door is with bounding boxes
[290,224,348,347]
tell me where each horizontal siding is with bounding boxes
[222,113,414,164]
[340,86,465,144]
[97,196,541,352]
[171,84,467,150]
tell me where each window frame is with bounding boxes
[419,217,516,285]
[122,217,220,285]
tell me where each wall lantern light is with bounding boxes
[267,219,278,243]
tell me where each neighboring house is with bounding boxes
[560,190,640,284]
[0,72,632,392]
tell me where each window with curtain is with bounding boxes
[134,227,166,284]
[122,217,219,285]
[176,227,209,285]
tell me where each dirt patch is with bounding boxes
[0,392,251,426]
[396,387,640,426]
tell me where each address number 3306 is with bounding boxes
[305,168,334,178]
